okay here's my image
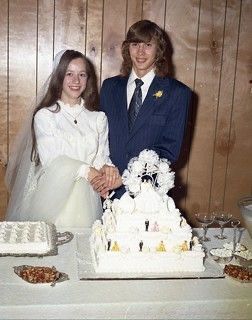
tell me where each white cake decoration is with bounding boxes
[0,221,54,255]
[90,149,205,273]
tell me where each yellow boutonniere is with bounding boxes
[153,90,163,99]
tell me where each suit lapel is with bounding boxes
[128,76,171,138]
[114,77,129,135]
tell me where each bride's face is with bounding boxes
[61,58,88,106]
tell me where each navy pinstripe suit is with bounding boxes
[100,75,191,198]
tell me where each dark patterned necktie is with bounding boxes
[128,78,144,131]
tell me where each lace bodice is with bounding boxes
[34,99,113,179]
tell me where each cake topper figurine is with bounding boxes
[139,240,143,252]
[145,219,150,231]
[152,221,159,232]
[107,239,111,251]
[111,241,120,251]
[180,216,183,227]
[156,240,166,252]
[180,241,189,252]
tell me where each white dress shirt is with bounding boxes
[34,99,113,180]
[127,69,155,108]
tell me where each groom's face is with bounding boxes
[129,39,157,78]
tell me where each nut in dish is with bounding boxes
[224,264,252,283]
[13,265,69,286]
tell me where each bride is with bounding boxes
[5,49,121,227]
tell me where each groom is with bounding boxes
[92,20,191,198]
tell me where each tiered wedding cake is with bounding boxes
[90,150,205,273]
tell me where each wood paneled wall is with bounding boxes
[0,0,251,225]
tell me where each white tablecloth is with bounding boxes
[1,228,251,319]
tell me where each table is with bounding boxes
[1,228,251,320]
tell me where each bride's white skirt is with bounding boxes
[55,178,102,228]
[7,156,102,228]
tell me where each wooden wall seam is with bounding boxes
[208,0,227,212]
[185,0,201,214]
[222,0,242,210]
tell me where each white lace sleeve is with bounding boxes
[34,109,62,167]
[76,164,90,180]
[93,112,114,170]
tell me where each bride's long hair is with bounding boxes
[31,50,99,165]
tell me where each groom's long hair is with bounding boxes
[120,20,171,77]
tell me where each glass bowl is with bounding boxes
[209,248,233,264]
[223,242,247,252]
[233,251,252,268]
[237,196,252,237]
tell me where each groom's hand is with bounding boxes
[100,165,119,187]
[90,174,122,198]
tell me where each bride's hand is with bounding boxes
[100,165,120,188]
[87,167,101,182]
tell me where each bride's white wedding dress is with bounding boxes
[6,99,113,228]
